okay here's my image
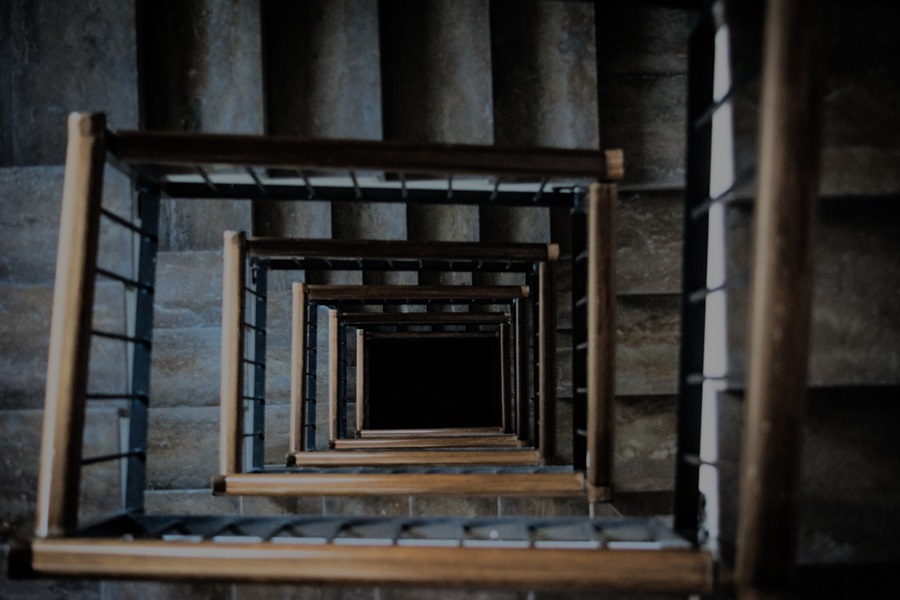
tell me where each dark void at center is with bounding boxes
[366,336,502,429]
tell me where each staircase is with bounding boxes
[133,0,683,517]
[0,1,897,599]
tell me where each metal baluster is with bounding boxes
[125,186,160,513]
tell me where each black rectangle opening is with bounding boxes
[367,336,502,429]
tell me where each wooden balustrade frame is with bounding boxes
[35,113,106,538]
[351,323,513,442]
[586,183,616,500]
[287,285,533,460]
[22,116,726,594]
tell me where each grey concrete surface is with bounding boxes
[0,0,138,166]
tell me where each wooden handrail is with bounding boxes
[109,129,623,180]
[328,309,339,448]
[735,0,824,594]
[359,427,504,438]
[35,113,106,538]
[356,328,365,434]
[219,231,246,475]
[24,537,713,592]
[538,262,557,459]
[501,323,513,434]
[287,449,541,467]
[515,298,529,442]
[333,435,525,450]
[216,471,580,496]
[587,183,617,498]
[248,238,558,262]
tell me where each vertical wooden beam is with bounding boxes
[538,261,557,460]
[35,113,106,538]
[289,283,308,453]
[219,231,246,475]
[515,298,529,441]
[736,0,823,595]
[587,183,616,495]
[500,323,513,433]
[356,328,365,435]
[328,309,339,448]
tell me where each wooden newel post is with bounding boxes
[736,0,824,595]
[587,182,616,498]
[220,231,246,475]
[501,323,513,433]
[356,328,365,434]
[290,283,309,453]
[515,297,529,441]
[328,309,339,448]
[35,113,107,538]
[538,263,557,460]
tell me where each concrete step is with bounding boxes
[595,3,688,188]
[141,0,263,134]
[480,1,602,287]
[617,294,680,396]
[724,201,900,387]
[490,0,599,150]
[0,282,128,411]
[141,1,261,251]
[716,385,900,566]
[0,166,133,285]
[617,189,684,295]
[261,0,397,286]
[380,0,491,285]
[729,1,900,199]
[0,0,138,166]
[0,407,122,542]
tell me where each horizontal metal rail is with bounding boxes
[161,182,582,207]
[365,331,498,340]
[95,267,154,292]
[80,450,144,466]
[307,285,528,304]
[85,393,148,402]
[99,208,157,240]
[91,330,151,347]
[267,257,538,273]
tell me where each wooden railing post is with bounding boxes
[219,231,246,475]
[501,323,513,433]
[328,309,339,448]
[586,182,616,500]
[356,328,365,435]
[515,297,529,441]
[538,261,557,460]
[289,283,308,453]
[736,0,824,595]
[35,113,106,538]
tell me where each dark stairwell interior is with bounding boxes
[0,1,898,599]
